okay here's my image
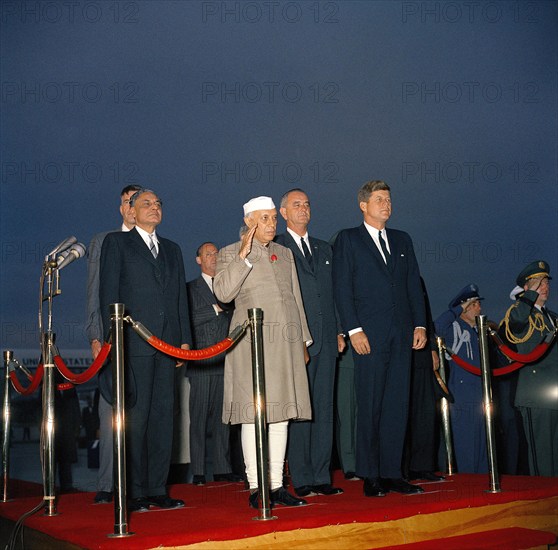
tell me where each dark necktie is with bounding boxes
[301,237,314,271]
[378,230,392,269]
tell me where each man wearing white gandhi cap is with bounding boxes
[214,196,312,509]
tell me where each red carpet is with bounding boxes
[1,473,557,549]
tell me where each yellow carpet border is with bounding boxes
[163,496,558,550]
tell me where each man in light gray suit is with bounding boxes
[214,196,312,509]
[276,189,345,497]
[85,184,141,504]
[187,242,239,485]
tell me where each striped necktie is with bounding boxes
[149,234,158,258]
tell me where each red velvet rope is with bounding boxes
[9,364,44,395]
[54,342,111,384]
[125,316,246,360]
[448,352,524,377]
[489,330,555,363]
[146,335,234,360]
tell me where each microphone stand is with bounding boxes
[39,257,60,516]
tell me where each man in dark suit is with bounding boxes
[276,189,345,497]
[99,188,192,512]
[332,180,427,497]
[187,242,239,485]
[85,183,141,504]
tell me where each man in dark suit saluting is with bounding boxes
[333,180,427,497]
[100,188,192,511]
[276,188,345,497]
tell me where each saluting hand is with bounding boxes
[239,225,257,260]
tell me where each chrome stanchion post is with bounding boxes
[436,337,455,476]
[108,303,133,538]
[42,331,57,516]
[248,308,276,521]
[476,315,501,493]
[2,351,13,502]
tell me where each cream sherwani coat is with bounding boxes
[214,239,312,425]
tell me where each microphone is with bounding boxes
[57,243,86,270]
[46,236,77,259]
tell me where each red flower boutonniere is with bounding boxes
[270,254,278,263]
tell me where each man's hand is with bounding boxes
[526,277,543,292]
[239,225,257,260]
[90,339,102,360]
[176,343,190,367]
[303,345,310,365]
[412,327,427,350]
[337,334,346,353]
[350,331,370,355]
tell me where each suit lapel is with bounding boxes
[129,228,159,267]
[284,232,314,275]
[358,224,391,275]
[384,229,399,272]
[130,228,167,288]
[308,237,320,272]
[196,276,216,306]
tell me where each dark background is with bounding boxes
[1,0,556,352]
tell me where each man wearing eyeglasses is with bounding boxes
[99,188,192,512]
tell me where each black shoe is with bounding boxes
[192,475,206,486]
[213,473,244,482]
[344,471,358,480]
[312,484,343,495]
[294,485,315,497]
[271,487,307,507]
[409,470,445,482]
[147,494,185,508]
[248,490,259,509]
[94,491,113,504]
[128,497,150,512]
[385,478,424,494]
[363,477,386,497]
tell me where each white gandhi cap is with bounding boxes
[243,196,276,216]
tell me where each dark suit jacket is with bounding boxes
[99,228,192,401]
[332,224,425,345]
[275,232,339,356]
[186,276,232,375]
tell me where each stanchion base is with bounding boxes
[485,488,502,494]
[107,532,135,538]
[252,514,277,521]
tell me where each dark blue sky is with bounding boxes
[1,0,556,351]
